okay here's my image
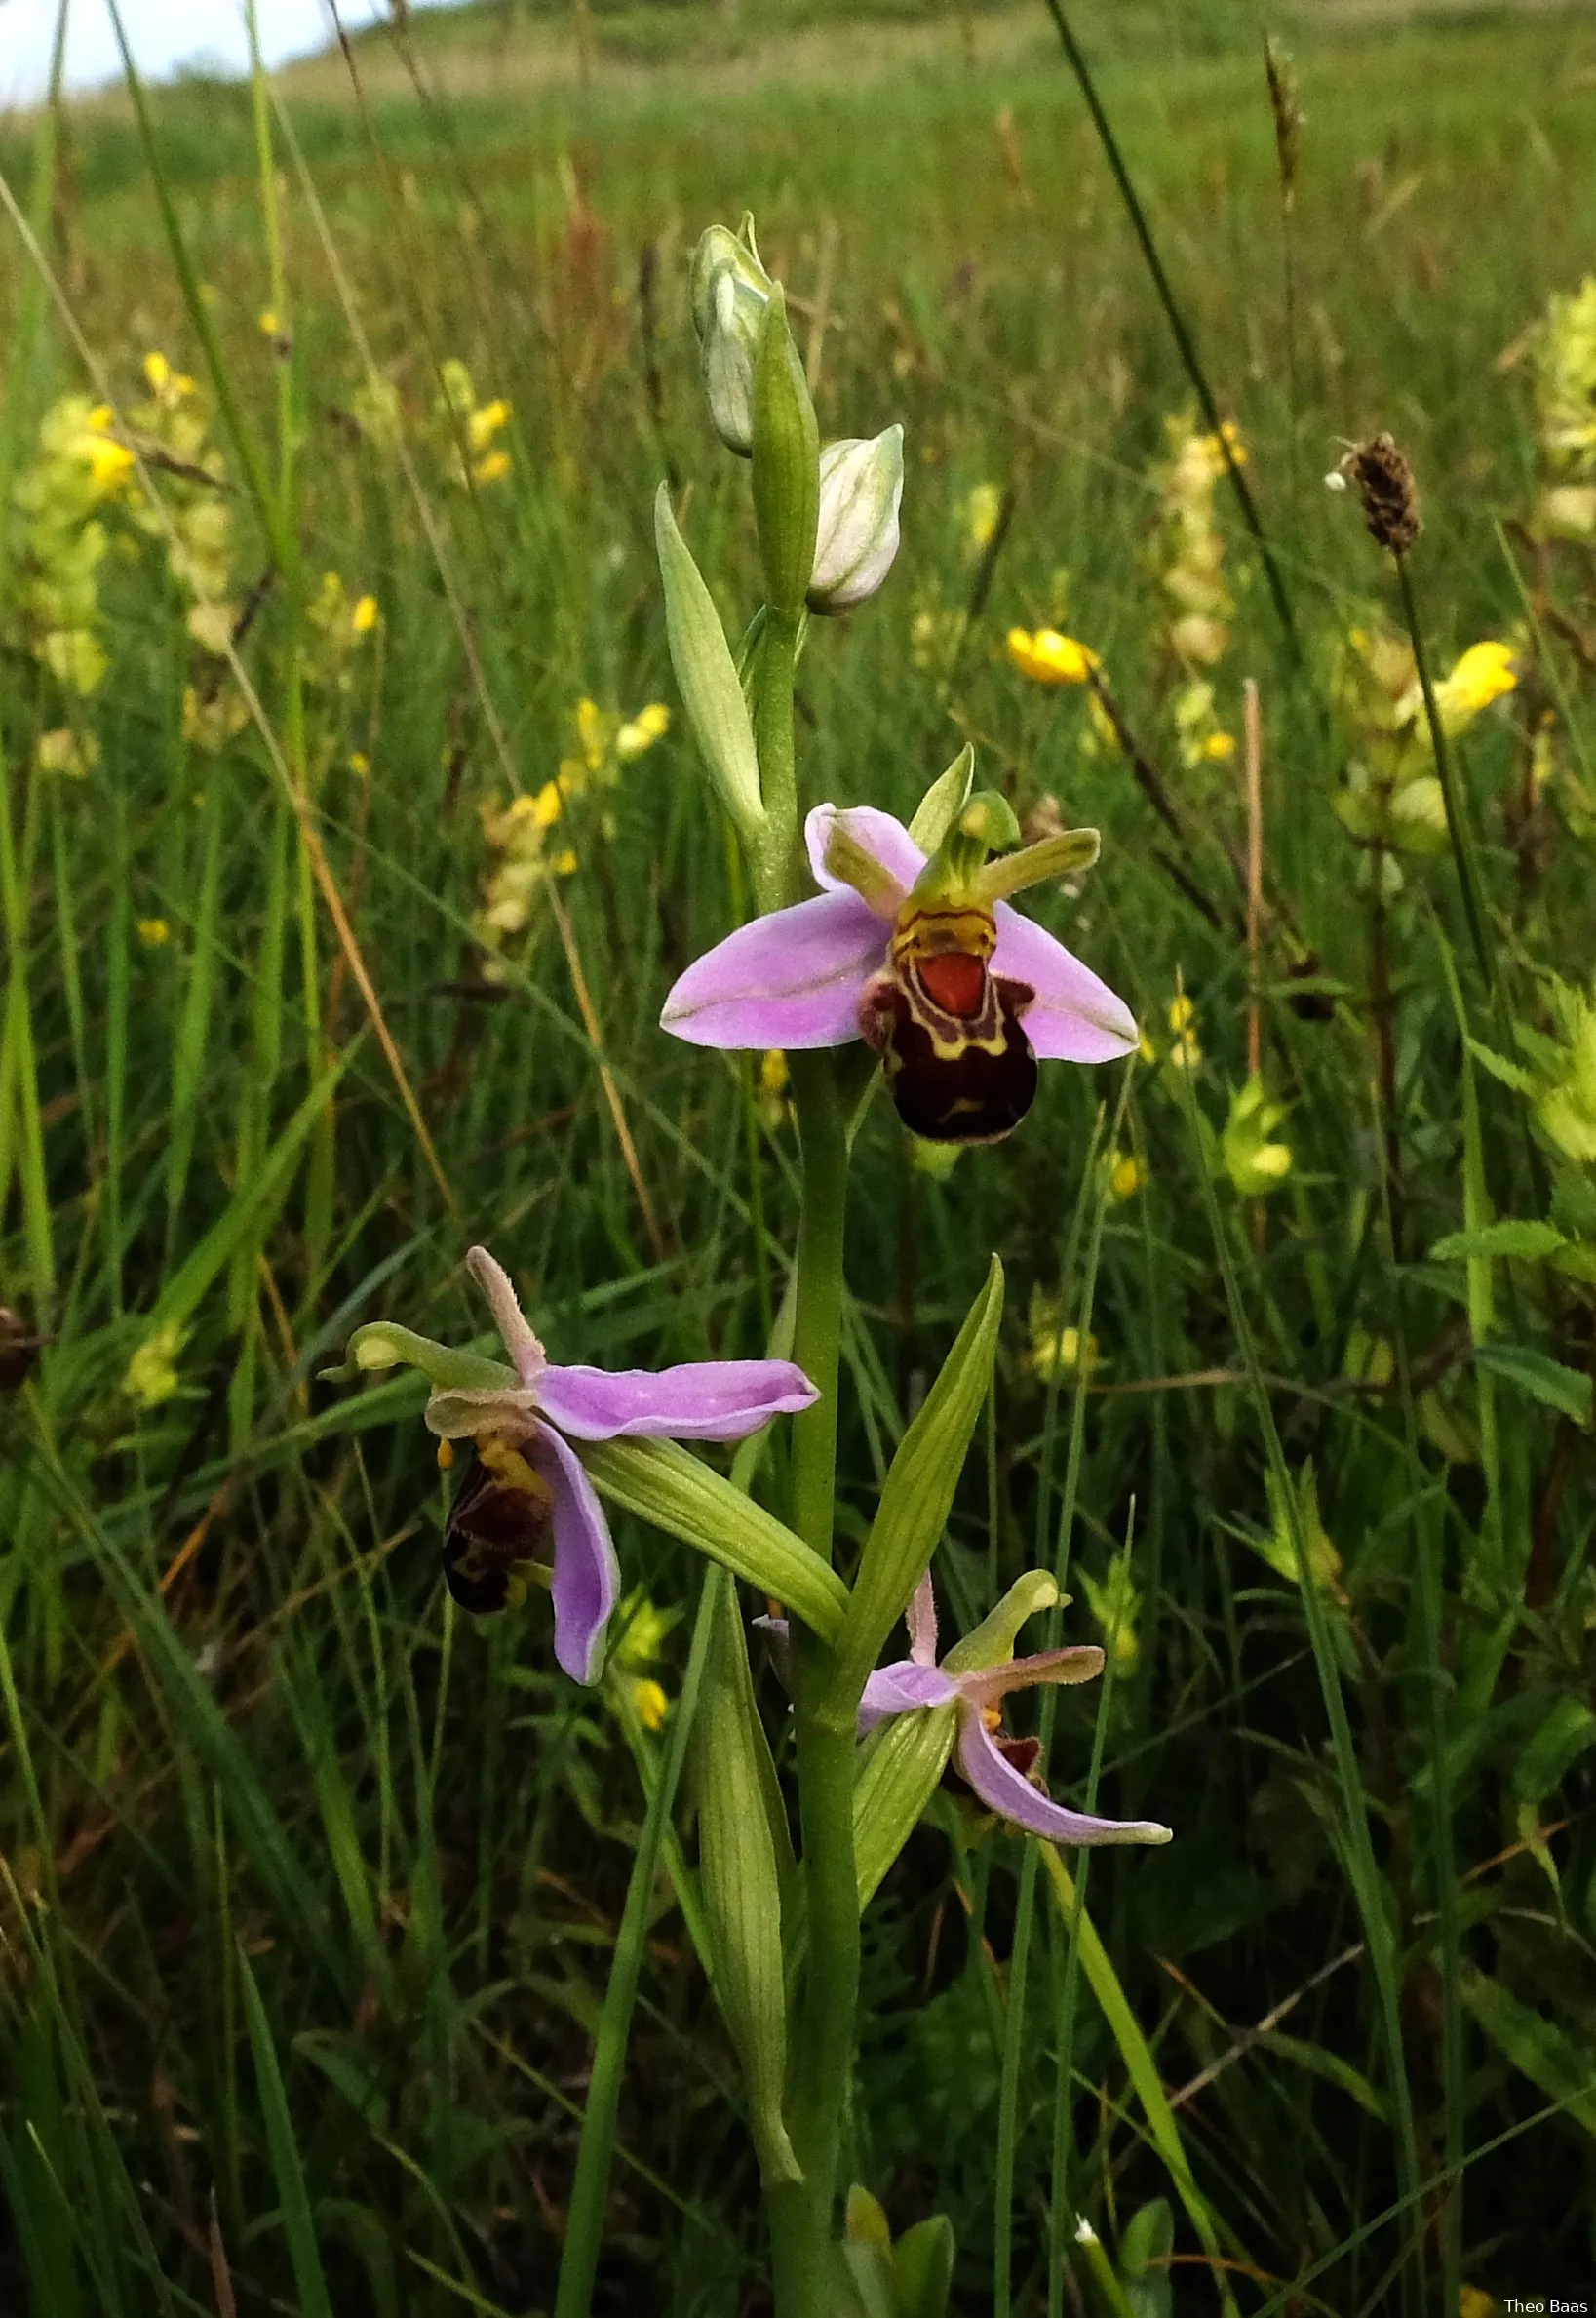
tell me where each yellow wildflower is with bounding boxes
[467,397,512,452]
[143,350,171,393]
[84,432,135,491]
[1223,1075,1293,1198]
[1026,1289,1099,1383]
[532,781,564,829]
[472,449,512,488]
[258,309,280,337]
[1007,627,1100,686]
[1110,1153,1144,1202]
[1201,730,1237,762]
[575,697,609,771]
[35,727,97,778]
[1166,993,1201,1070]
[352,593,379,635]
[136,918,171,948]
[631,1678,670,1732]
[963,480,1003,554]
[1459,2290,1498,2318]
[124,1321,185,1410]
[758,1047,793,1130]
[615,702,671,761]
[1431,640,1517,731]
[1079,1558,1142,1676]
[551,848,578,876]
[348,751,371,778]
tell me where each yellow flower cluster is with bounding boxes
[1079,1556,1142,1677]
[1023,1287,1099,1383]
[605,1591,680,1732]
[1332,623,1518,871]
[124,351,247,753]
[11,394,135,699]
[1533,275,1596,539]
[1153,415,1243,674]
[757,1047,794,1130]
[1164,991,1202,1071]
[475,694,670,966]
[961,481,1003,557]
[437,359,514,490]
[1222,1074,1294,1198]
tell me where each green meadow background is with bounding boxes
[2,1,1594,2311]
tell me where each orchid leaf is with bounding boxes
[853,1704,958,1912]
[694,1573,801,2185]
[580,1436,848,1642]
[893,2215,955,2318]
[825,1258,1003,1714]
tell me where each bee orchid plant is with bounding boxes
[333,214,1165,2318]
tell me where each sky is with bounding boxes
[0,0,428,107]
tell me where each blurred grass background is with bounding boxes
[1,0,1594,2311]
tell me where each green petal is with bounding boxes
[336,1321,519,1395]
[943,1568,1060,1674]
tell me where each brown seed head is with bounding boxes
[1340,432,1421,555]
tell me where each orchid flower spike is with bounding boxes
[337,1247,817,1684]
[661,760,1137,1145]
[855,1569,1170,1847]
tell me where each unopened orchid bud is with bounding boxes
[689,217,774,458]
[808,426,905,613]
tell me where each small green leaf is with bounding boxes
[1430,1220,1566,1263]
[580,1436,849,1643]
[1512,1695,1596,1806]
[654,485,766,845]
[853,1705,958,1912]
[694,1575,800,2185]
[1461,1966,1596,2138]
[1119,2197,1174,2318]
[825,1258,1004,1713]
[1473,1341,1592,1427]
[1465,1037,1536,1095]
[893,2215,955,2318]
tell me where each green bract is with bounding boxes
[751,286,821,620]
[654,484,768,849]
[824,1257,1004,1715]
[695,1576,802,2185]
[579,1436,849,1644]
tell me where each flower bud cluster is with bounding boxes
[1532,274,1596,541]
[10,392,134,701]
[1331,621,1518,871]
[688,216,904,617]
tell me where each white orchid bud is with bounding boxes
[689,218,774,458]
[808,426,904,614]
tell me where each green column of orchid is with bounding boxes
[741,286,862,2318]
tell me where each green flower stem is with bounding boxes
[753,607,803,912]
[1393,553,1495,1001]
[553,1571,717,2318]
[768,1050,858,2318]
